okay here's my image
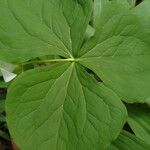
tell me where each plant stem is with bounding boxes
[22,58,80,65]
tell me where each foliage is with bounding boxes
[0,0,150,149]
[0,80,9,141]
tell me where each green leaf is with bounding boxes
[0,114,6,122]
[84,25,95,42]
[79,2,150,103]
[0,99,5,112]
[0,81,8,88]
[6,63,127,150]
[108,131,150,150]
[127,104,150,145]
[92,0,108,28]
[0,60,16,71]
[127,0,136,6]
[133,0,150,34]
[92,0,131,28]
[3,0,150,149]
[79,1,134,56]
[0,0,92,63]
[61,0,92,56]
[0,130,10,140]
[114,0,136,7]
[113,0,131,7]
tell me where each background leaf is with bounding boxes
[127,104,150,145]
[133,0,150,34]
[127,0,136,6]
[92,0,131,28]
[108,130,150,150]
[92,0,108,28]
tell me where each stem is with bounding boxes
[22,58,80,66]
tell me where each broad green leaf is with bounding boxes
[127,104,150,145]
[75,64,127,148]
[115,0,136,7]
[92,0,130,28]
[79,1,150,103]
[113,0,131,7]
[6,62,127,150]
[61,0,92,56]
[127,0,136,6]
[108,131,150,150]
[84,25,95,42]
[0,60,16,72]
[79,1,134,56]
[92,0,108,28]
[133,0,150,34]
[0,0,92,63]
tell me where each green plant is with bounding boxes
[0,80,9,141]
[0,0,150,150]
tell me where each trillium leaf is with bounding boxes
[92,0,108,28]
[127,0,136,6]
[84,25,95,42]
[79,1,135,56]
[79,2,150,103]
[127,104,150,145]
[6,63,127,150]
[0,0,92,63]
[92,0,131,29]
[108,130,150,150]
[61,0,92,56]
[3,0,150,149]
[132,0,150,35]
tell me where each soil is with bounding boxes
[0,138,13,150]
[11,141,20,150]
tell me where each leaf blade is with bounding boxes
[0,0,92,63]
[127,104,150,145]
[79,2,150,103]
[108,131,150,150]
[6,63,127,150]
